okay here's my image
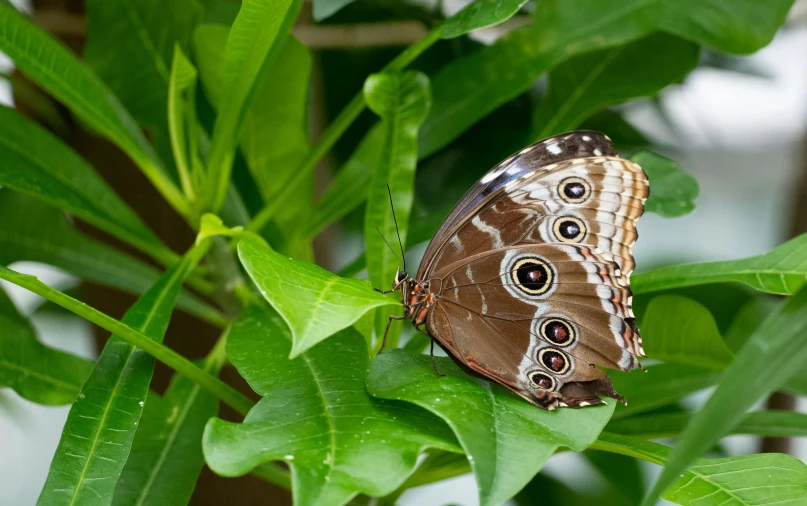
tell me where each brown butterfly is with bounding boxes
[383,131,648,410]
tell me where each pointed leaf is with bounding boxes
[0,191,225,327]
[634,151,699,218]
[367,349,615,506]
[0,287,93,405]
[37,245,207,506]
[644,283,807,504]
[442,0,529,39]
[237,236,398,356]
[84,0,203,127]
[633,234,807,295]
[596,432,807,506]
[168,45,200,200]
[203,304,459,506]
[419,0,794,158]
[113,367,218,506]
[0,106,171,263]
[641,296,733,370]
[204,0,302,212]
[0,4,187,216]
[532,33,699,139]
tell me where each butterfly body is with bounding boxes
[392,131,648,410]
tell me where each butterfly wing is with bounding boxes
[418,132,648,408]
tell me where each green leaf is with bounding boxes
[442,0,529,39]
[84,0,203,128]
[236,236,398,357]
[203,0,302,212]
[634,151,699,218]
[608,410,807,439]
[633,234,807,296]
[0,286,93,405]
[363,71,430,347]
[113,366,219,506]
[0,105,173,264]
[418,0,794,158]
[37,245,207,506]
[532,33,699,139]
[367,349,615,506]
[644,282,807,505]
[305,124,384,239]
[609,364,721,419]
[594,432,807,506]
[0,4,188,217]
[168,45,200,201]
[641,296,733,370]
[197,213,244,244]
[312,0,356,21]
[0,190,226,327]
[203,304,459,506]
[584,451,645,505]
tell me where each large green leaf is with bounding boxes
[609,364,720,419]
[633,151,699,218]
[203,304,459,506]
[632,234,807,295]
[37,244,207,506]
[595,432,807,506]
[644,283,807,504]
[0,190,225,327]
[641,296,733,370]
[113,364,219,506]
[367,349,615,506]
[203,0,302,212]
[84,0,203,128]
[0,286,93,406]
[418,0,794,158]
[0,105,172,264]
[442,0,529,39]
[0,4,187,216]
[363,71,431,346]
[532,33,699,139]
[237,236,398,357]
[304,124,384,240]
[608,410,807,439]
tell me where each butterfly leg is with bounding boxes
[430,340,446,377]
[377,314,407,356]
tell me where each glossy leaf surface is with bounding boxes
[203,305,459,506]
[368,349,615,506]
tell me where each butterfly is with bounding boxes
[385,131,648,410]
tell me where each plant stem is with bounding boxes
[0,264,255,416]
[247,23,445,233]
[252,462,292,489]
[589,432,667,465]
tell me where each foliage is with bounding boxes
[0,0,802,505]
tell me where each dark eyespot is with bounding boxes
[559,177,591,203]
[510,257,554,296]
[553,216,586,243]
[528,371,556,391]
[540,319,575,346]
[396,270,408,283]
[538,348,570,374]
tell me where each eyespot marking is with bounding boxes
[540,318,576,346]
[510,256,554,296]
[528,371,556,391]
[559,177,591,203]
[538,348,570,375]
[553,216,586,243]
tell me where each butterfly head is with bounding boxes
[393,267,409,289]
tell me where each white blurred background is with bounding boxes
[1,0,807,504]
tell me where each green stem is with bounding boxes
[589,432,668,465]
[252,462,292,489]
[0,264,254,416]
[247,24,445,233]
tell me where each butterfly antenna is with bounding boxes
[386,184,407,271]
[375,227,404,267]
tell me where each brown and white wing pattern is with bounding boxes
[417,131,648,409]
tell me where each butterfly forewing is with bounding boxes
[415,131,648,409]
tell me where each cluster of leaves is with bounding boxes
[0,0,804,505]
